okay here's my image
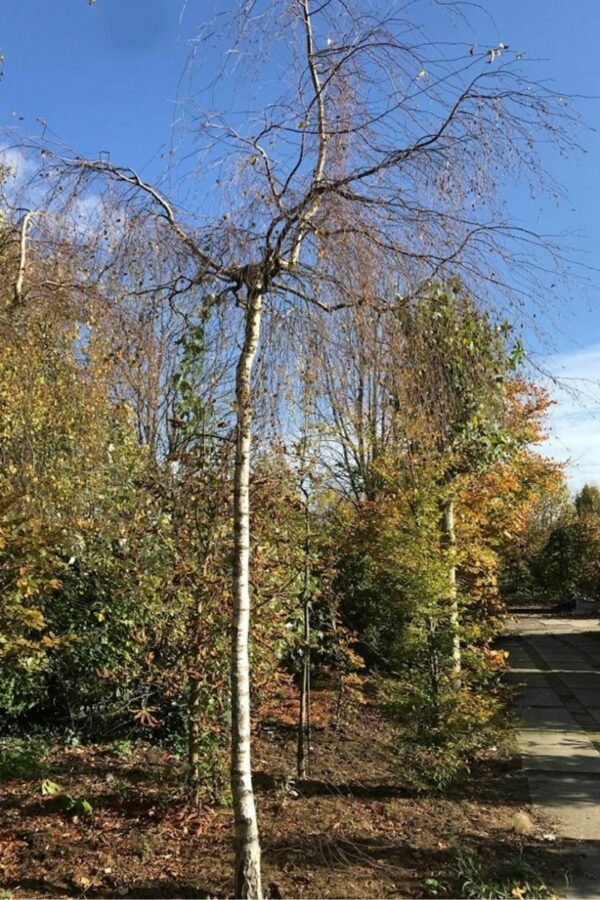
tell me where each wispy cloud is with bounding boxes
[0,145,49,210]
[538,343,600,491]
[0,145,38,196]
[0,148,118,245]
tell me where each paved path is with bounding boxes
[504,615,600,897]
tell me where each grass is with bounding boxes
[452,847,556,899]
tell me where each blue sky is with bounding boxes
[1,0,599,487]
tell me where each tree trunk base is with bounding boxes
[235,839,263,899]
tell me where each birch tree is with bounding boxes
[398,283,521,683]
[14,0,582,893]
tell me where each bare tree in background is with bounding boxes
[7,0,583,893]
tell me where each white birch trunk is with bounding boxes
[14,210,35,307]
[231,289,263,900]
[443,499,462,689]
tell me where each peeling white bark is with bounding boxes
[232,290,263,900]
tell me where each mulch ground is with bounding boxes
[0,688,580,898]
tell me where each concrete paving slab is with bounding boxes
[539,659,594,671]
[560,673,600,690]
[526,775,600,837]
[518,706,586,732]
[568,646,600,661]
[523,748,600,774]
[587,708,600,728]
[570,689,600,708]
[516,687,565,707]
[505,651,538,665]
[518,722,592,744]
[505,671,550,687]
[530,653,587,667]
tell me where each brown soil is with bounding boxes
[0,689,577,898]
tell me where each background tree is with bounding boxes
[398,282,523,683]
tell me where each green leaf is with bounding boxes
[74,797,94,815]
[40,778,62,796]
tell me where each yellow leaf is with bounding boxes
[22,608,45,629]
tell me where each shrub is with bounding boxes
[383,677,506,789]
[0,739,48,781]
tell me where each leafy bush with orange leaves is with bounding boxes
[333,373,562,786]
